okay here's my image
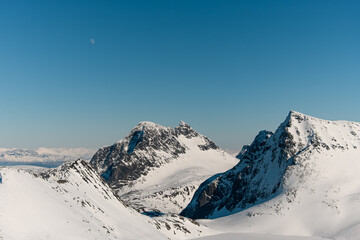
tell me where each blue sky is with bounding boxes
[1,1,359,150]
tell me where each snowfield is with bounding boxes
[0,161,168,240]
[193,232,330,240]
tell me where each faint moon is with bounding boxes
[90,39,95,45]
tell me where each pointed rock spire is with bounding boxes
[179,120,191,128]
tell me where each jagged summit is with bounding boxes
[90,121,238,214]
[175,121,201,139]
[288,109,305,116]
[115,120,198,147]
[281,110,318,129]
[181,111,360,222]
[115,121,170,144]
[134,121,169,130]
[179,120,191,127]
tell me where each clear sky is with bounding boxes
[1,1,359,151]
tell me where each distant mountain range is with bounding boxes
[0,147,95,163]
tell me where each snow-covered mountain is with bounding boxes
[181,111,360,239]
[0,160,171,240]
[0,147,95,163]
[90,121,238,214]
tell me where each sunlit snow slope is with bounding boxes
[193,232,330,240]
[0,160,168,240]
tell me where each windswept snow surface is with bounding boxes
[0,160,168,240]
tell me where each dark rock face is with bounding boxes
[175,121,199,138]
[127,130,144,154]
[180,111,307,219]
[90,121,219,191]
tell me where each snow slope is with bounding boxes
[90,121,238,214]
[0,160,168,240]
[193,232,329,240]
[182,111,360,240]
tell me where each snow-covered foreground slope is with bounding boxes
[0,160,169,240]
[182,111,360,240]
[193,232,329,240]
[0,147,95,163]
[90,121,238,214]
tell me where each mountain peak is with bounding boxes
[277,110,313,132]
[179,120,191,128]
[119,121,171,144]
[175,121,200,139]
[135,121,166,130]
[285,110,306,123]
[289,110,303,116]
[287,110,316,123]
